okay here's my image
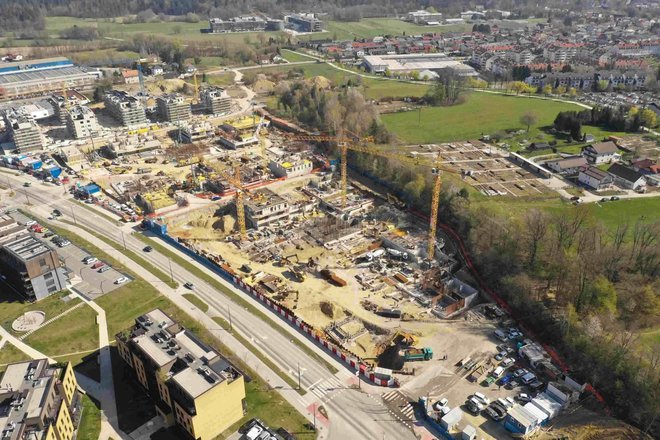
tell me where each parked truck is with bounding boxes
[402,347,434,361]
[320,269,347,287]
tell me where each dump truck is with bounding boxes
[320,269,347,287]
[402,347,434,361]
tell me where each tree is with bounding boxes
[542,84,553,95]
[639,108,657,128]
[520,112,538,132]
[511,81,528,94]
[555,85,567,95]
[568,87,578,97]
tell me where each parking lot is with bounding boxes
[9,211,130,299]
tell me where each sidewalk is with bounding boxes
[0,326,55,364]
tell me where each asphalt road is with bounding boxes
[2,171,416,440]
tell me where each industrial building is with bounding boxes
[208,16,266,32]
[104,90,148,127]
[0,360,80,440]
[115,309,246,440]
[362,53,478,76]
[66,105,100,139]
[157,94,192,123]
[0,232,68,301]
[2,108,44,153]
[199,87,232,115]
[406,10,443,24]
[0,57,100,101]
[284,13,323,32]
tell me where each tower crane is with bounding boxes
[192,71,200,104]
[136,59,147,108]
[61,82,70,111]
[291,133,461,260]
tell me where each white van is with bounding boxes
[494,329,508,342]
[492,366,505,378]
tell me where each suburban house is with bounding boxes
[578,166,614,190]
[631,158,658,174]
[121,69,140,84]
[545,156,587,175]
[607,163,646,190]
[581,141,620,164]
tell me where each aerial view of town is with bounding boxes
[0,1,658,439]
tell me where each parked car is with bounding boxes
[58,240,71,247]
[600,197,609,203]
[25,220,36,226]
[84,257,99,265]
[610,196,620,201]
[473,392,490,406]
[570,196,580,201]
[513,368,528,378]
[44,232,54,238]
[494,351,507,361]
[114,276,129,284]
[91,262,105,269]
[485,404,506,421]
[99,265,111,273]
[517,393,532,403]
[501,357,515,368]
[465,401,480,415]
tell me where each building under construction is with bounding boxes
[156,93,191,123]
[200,87,232,115]
[104,90,147,127]
[66,105,100,139]
[2,108,43,152]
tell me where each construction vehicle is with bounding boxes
[402,347,434,361]
[288,266,306,282]
[291,134,461,260]
[320,269,347,287]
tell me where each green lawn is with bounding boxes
[182,293,209,312]
[78,395,102,440]
[309,18,472,40]
[69,48,140,65]
[281,49,317,63]
[381,92,585,143]
[23,304,99,363]
[0,342,30,372]
[0,289,80,335]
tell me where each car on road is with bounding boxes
[570,196,580,201]
[600,197,609,203]
[52,209,62,217]
[184,282,194,289]
[98,266,111,273]
[143,246,153,252]
[610,196,620,201]
[114,276,129,284]
[23,182,31,187]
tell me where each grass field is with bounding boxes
[23,304,99,364]
[78,395,102,440]
[307,18,472,40]
[281,49,317,63]
[0,342,30,372]
[0,289,80,335]
[381,92,585,143]
[182,293,209,312]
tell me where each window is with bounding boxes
[39,258,48,267]
[48,285,58,293]
[44,272,53,280]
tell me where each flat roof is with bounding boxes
[0,66,92,86]
[508,404,537,427]
[3,235,52,262]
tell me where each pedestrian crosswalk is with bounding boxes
[307,375,348,402]
[382,390,415,429]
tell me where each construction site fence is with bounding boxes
[143,219,397,388]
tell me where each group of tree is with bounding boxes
[424,70,465,106]
[555,105,657,139]
[59,25,100,40]
[472,24,492,34]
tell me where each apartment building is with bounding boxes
[156,94,192,123]
[103,90,147,127]
[0,233,68,301]
[284,13,323,32]
[199,87,232,115]
[0,360,80,440]
[3,108,44,153]
[208,16,267,33]
[65,105,99,139]
[268,158,313,178]
[406,10,443,25]
[116,309,246,440]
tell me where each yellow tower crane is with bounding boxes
[210,161,247,236]
[291,134,460,260]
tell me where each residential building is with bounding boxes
[3,108,44,153]
[631,158,657,174]
[156,94,191,123]
[49,90,90,124]
[543,42,583,63]
[607,163,646,190]
[200,87,232,115]
[0,360,80,440]
[65,105,99,139]
[406,10,443,25]
[245,188,291,229]
[581,141,620,164]
[363,53,477,76]
[207,16,267,33]
[121,69,140,84]
[544,156,587,175]
[104,90,147,127]
[116,309,246,440]
[268,158,313,178]
[284,13,323,33]
[0,57,100,101]
[0,233,68,301]
[578,166,614,190]
[0,214,25,244]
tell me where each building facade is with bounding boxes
[284,13,323,32]
[581,141,620,164]
[578,166,613,190]
[3,108,44,153]
[0,360,80,440]
[104,90,147,127]
[244,188,291,229]
[268,158,313,178]
[65,105,100,139]
[0,233,68,301]
[156,94,192,123]
[115,309,246,440]
[199,88,232,115]
[607,163,646,190]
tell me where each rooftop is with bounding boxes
[2,235,53,262]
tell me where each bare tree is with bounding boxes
[524,209,549,269]
[520,111,538,132]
